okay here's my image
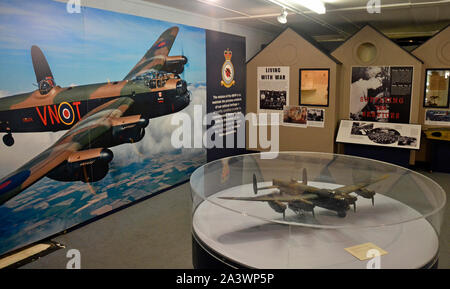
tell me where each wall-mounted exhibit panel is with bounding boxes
[410,25,450,164]
[336,120,421,150]
[349,66,413,123]
[331,25,423,125]
[246,28,341,153]
[412,25,450,126]
[0,0,246,256]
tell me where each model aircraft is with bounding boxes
[0,26,190,205]
[219,169,389,219]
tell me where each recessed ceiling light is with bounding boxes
[292,0,326,14]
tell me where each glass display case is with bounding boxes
[190,152,446,269]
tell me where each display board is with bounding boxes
[257,66,290,112]
[0,0,245,256]
[206,31,246,162]
[246,28,340,153]
[350,66,413,123]
[411,25,450,129]
[336,120,421,150]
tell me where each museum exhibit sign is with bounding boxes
[336,120,422,150]
[0,0,245,256]
[349,66,413,123]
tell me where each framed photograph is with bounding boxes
[423,69,450,108]
[299,69,329,107]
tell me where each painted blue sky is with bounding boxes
[0,0,206,96]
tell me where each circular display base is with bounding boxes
[192,183,440,269]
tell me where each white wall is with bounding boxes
[57,0,276,60]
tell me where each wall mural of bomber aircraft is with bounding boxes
[219,169,389,219]
[0,26,191,205]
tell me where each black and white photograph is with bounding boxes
[307,108,325,128]
[260,90,287,110]
[398,136,418,147]
[367,127,401,145]
[350,66,413,124]
[351,122,374,135]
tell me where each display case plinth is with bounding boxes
[190,152,446,269]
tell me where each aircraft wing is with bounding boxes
[123,26,179,80]
[219,193,318,203]
[334,174,390,195]
[0,97,134,205]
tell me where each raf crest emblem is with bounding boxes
[221,48,235,88]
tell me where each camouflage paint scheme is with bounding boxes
[0,26,191,205]
[219,169,389,218]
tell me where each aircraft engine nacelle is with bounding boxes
[355,188,375,199]
[288,201,315,213]
[47,148,113,183]
[314,189,333,198]
[110,116,149,147]
[268,201,287,214]
[162,55,188,75]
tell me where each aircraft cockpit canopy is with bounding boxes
[39,76,55,95]
[134,71,176,89]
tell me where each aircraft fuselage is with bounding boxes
[0,77,190,135]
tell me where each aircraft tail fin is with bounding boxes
[31,45,54,85]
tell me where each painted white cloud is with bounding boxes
[111,84,206,166]
[0,90,9,98]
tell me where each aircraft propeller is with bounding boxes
[253,173,258,195]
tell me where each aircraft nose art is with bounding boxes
[0,170,31,195]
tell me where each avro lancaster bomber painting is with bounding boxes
[0,26,191,205]
[0,0,211,256]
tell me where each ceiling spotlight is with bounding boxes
[277,8,288,24]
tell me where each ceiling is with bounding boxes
[142,0,450,46]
